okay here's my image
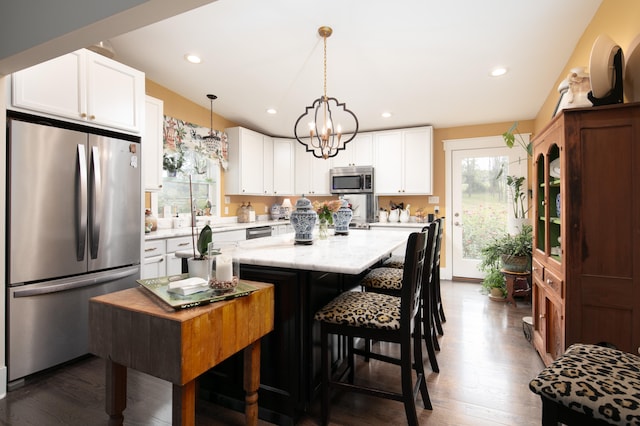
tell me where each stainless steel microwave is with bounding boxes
[329,166,374,194]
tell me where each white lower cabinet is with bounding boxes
[213,229,246,244]
[166,236,192,276]
[142,239,166,279]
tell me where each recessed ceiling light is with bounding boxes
[184,54,202,64]
[490,67,508,77]
[266,108,277,115]
[381,112,392,118]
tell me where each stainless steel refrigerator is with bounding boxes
[6,114,141,385]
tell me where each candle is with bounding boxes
[216,254,233,282]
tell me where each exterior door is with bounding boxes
[445,136,528,279]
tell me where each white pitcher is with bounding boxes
[400,204,411,223]
[389,208,400,222]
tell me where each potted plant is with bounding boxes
[502,121,532,156]
[163,150,184,176]
[479,224,532,297]
[187,224,213,279]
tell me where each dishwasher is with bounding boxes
[246,225,273,240]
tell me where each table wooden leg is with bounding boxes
[105,360,127,426]
[243,340,261,426]
[172,380,196,426]
[505,275,518,307]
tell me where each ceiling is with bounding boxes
[109,0,603,138]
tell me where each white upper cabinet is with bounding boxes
[143,96,164,192]
[225,127,265,195]
[294,140,331,196]
[374,126,433,195]
[263,135,274,195]
[330,132,374,168]
[272,138,294,195]
[11,48,144,133]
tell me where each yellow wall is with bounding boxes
[534,0,640,131]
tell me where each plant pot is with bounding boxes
[501,254,529,273]
[187,257,210,280]
[488,287,506,302]
[490,287,505,298]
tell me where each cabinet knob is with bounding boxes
[89,115,96,120]
[80,113,87,118]
[546,279,553,285]
[540,314,545,319]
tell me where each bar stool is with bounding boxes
[315,231,433,426]
[360,222,439,373]
[530,343,640,425]
[381,219,446,336]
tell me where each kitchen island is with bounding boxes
[193,229,411,425]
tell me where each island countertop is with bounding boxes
[177,229,412,275]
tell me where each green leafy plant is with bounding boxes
[502,121,532,156]
[479,224,532,294]
[195,225,213,259]
[163,150,184,173]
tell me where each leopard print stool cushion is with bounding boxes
[314,291,401,330]
[361,267,403,291]
[382,255,405,269]
[529,343,640,425]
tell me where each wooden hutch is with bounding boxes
[531,102,640,366]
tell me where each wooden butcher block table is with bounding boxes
[89,280,274,426]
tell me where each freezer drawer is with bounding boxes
[7,266,139,384]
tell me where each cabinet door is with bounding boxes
[142,255,165,279]
[144,96,164,191]
[353,133,374,166]
[374,131,403,194]
[402,127,432,194]
[166,254,183,276]
[12,50,85,120]
[86,50,144,132]
[263,136,274,195]
[239,128,265,194]
[310,157,331,195]
[294,141,312,195]
[273,138,294,195]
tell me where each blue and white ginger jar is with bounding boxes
[333,199,353,235]
[291,195,318,245]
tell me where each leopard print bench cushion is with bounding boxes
[382,255,405,269]
[361,267,403,291]
[529,343,640,425]
[314,291,401,330]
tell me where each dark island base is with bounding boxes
[197,263,371,425]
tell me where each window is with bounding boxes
[158,155,219,217]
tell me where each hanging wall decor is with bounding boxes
[163,115,228,172]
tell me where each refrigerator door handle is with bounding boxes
[90,146,102,259]
[11,266,139,298]
[76,144,87,261]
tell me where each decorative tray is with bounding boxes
[137,274,258,310]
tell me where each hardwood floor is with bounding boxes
[0,280,545,425]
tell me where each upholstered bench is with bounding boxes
[529,343,640,425]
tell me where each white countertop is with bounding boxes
[369,221,429,229]
[177,229,412,275]
[145,220,291,240]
